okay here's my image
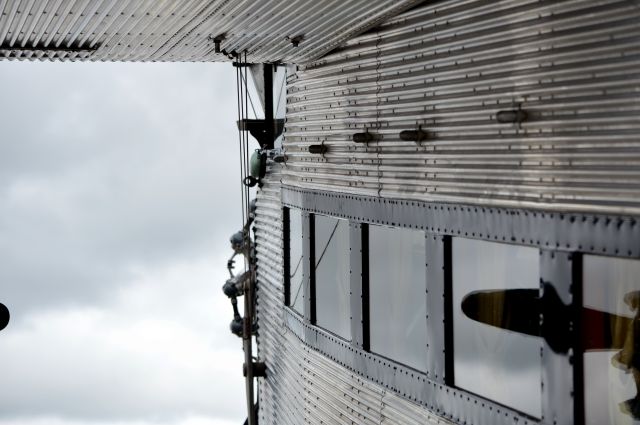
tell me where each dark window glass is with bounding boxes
[369,225,427,372]
[288,209,304,315]
[583,255,640,425]
[453,238,541,418]
[314,215,351,340]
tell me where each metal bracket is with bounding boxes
[353,129,375,143]
[496,103,528,126]
[237,119,285,149]
[243,362,267,378]
[400,125,429,144]
[308,143,327,155]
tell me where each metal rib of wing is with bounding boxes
[283,0,640,215]
[0,0,423,62]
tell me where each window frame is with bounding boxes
[281,187,639,425]
[311,213,352,341]
[282,207,307,317]
[449,237,544,419]
[365,223,429,373]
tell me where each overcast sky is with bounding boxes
[0,61,250,425]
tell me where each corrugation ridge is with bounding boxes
[0,0,420,62]
[282,0,640,215]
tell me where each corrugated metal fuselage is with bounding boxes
[255,1,640,424]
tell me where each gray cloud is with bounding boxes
[0,61,253,424]
[0,258,245,423]
[0,62,256,315]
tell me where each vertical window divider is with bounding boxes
[361,224,370,351]
[283,207,291,306]
[442,235,454,386]
[302,212,316,324]
[540,250,576,425]
[309,213,317,325]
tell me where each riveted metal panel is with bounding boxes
[349,222,366,349]
[282,186,640,258]
[282,0,640,215]
[280,186,638,424]
[0,0,423,62]
[255,166,462,424]
[285,308,533,425]
[258,180,640,424]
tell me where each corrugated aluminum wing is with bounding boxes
[283,0,640,215]
[0,0,423,62]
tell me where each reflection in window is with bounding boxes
[288,209,304,315]
[314,215,351,340]
[453,238,541,418]
[583,256,640,425]
[369,225,427,372]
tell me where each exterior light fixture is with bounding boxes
[308,144,328,154]
[496,104,528,124]
[399,125,429,143]
[352,130,375,143]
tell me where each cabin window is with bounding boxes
[313,214,351,340]
[286,208,305,315]
[452,238,542,418]
[368,225,427,372]
[583,255,640,425]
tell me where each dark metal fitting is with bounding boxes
[222,275,246,298]
[496,108,528,124]
[230,315,243,337]
[308,144,328,154]
[211,33,226,53]
[243,176,259,188]
[352,131,375,143]
[243,362,267,377]
[399,127,429,143]
[237,119,285,149]
[230,230,244,250]
[288,35,304,47]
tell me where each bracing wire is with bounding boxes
[234,52,258,425]
[244,51,250,232]
[236,63,246,234]
[240,71,258,119]
[241,83,247,226]
[275,69,286,117]
[291,219,340,307]
[244,68,249,195]
[239,51,250,273]
[315,220,340,270]
[291,277,303,309]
